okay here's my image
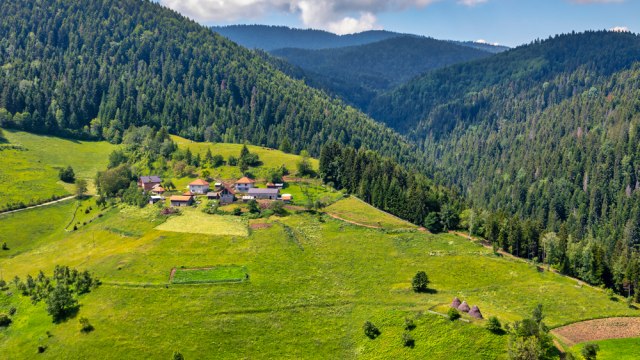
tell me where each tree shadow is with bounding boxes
[416,288,438,294]
[52,305,80,324]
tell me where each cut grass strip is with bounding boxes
[171,265,248,284]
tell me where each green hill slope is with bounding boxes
[0,197,636,358]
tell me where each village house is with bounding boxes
[248,187,279,200]
[138,175,162,191]
[151,184,165,195]
[207,185,235,205]
[188,179,210,194]
[149,195,163,205]
[170,195,193,207]
[235,177,256,192]
[281,194,293,203]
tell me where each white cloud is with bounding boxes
[159,0,470,35]
[475,39,499,46]
[610,26,630,32]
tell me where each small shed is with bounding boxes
[281,194,293,203]
[170,195,193,207]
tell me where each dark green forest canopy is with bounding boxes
[0,0,419,165]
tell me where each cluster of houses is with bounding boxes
[138,175,292,208]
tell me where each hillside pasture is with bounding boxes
[171,265,247,284]
[570,338,640,360]
[155,209,248,237]
[324,196,418,230]
[1,202,638,358]
[0,130,115,208]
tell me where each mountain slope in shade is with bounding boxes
[212,25,403,51]
[271,36,494,109]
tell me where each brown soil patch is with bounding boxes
[250,223,273,230]
[552,317,640,346]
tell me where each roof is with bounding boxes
[281,194,292,200]
[189,179,210,186]
[170,196,192,202]
[183,191,195,196]
[140,175,161,183]
[235,176,256,184]
[151,185,165,192]
[248,188,279,195]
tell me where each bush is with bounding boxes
[59,166,76,183]
[172,351,185,360]
[402,332,415,348]
[486,316,502,333]
[2,242,8,250]
[8,307,17,316]
[448,308,461,321]
[38,345,47,353]
[581,343,600,360]
[0,313,11,327]
[79,317,94,333]
[404,317,416,331]
[412,271,430,292]
[363,321,380,339]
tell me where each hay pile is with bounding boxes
[451,297,462,308]
[458,301,470,313]
[469,305,483,319]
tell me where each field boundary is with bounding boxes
[0,195,75,216]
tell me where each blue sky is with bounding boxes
[159,0,638,47]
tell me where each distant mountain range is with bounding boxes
[213,25,505,109]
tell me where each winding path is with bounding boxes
[0,195,75,216]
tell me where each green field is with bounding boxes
[172,135,318,179]
[171,266,247,284]
[570,338,640,360]
[1,197,638,359]
[324,196,418,229]
[155,209,249,236]
[0,129,115,209]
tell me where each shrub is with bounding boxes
[8,307,16,316]
[412,271,430,293]
[59,166,76,183]
[45,284,78,322]
[38,345,47,353]
[0,279,6,289]
[363,321,380,339]
[402,332,415,348]
[581,343,600,360]
[233,208,242,216]
[79,317,94,333]
[486,316,502,333]
[0,313,11,327]
[1,242,8,250]
[172,351,185,360]
[404,317,416,331]
[448,308,461,321]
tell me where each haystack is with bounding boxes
[451,297,462,308]
[458,301,470,313]
[469,305,483,319]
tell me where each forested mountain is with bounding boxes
[0,0,420,164]
[271,36,493,109]
[369,31,640,293]
[212,25,403,51]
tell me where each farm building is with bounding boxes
[188,179,210,194]
[149,196,163,205]
[151,184,165,195]
[207,186,235,204]
[235,177,256,192]
[170,195,193,207]
[248,188,279,200]
[281,194,292,203]
[138,175,162,191]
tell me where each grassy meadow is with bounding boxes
[325,196,418,229]
[570,338,640,360]
[1,196,638,359]
[155,208,249,237]
[0,129,115,208]
[171,266,247,284]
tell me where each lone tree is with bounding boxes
[59,166,75,183]
[75,179,88,198]
[412,271,430,292]
[581,343,600,360]
[363,321,381,339]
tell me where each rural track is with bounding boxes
[0,195,76,216]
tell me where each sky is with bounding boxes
[158,0,638,46]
